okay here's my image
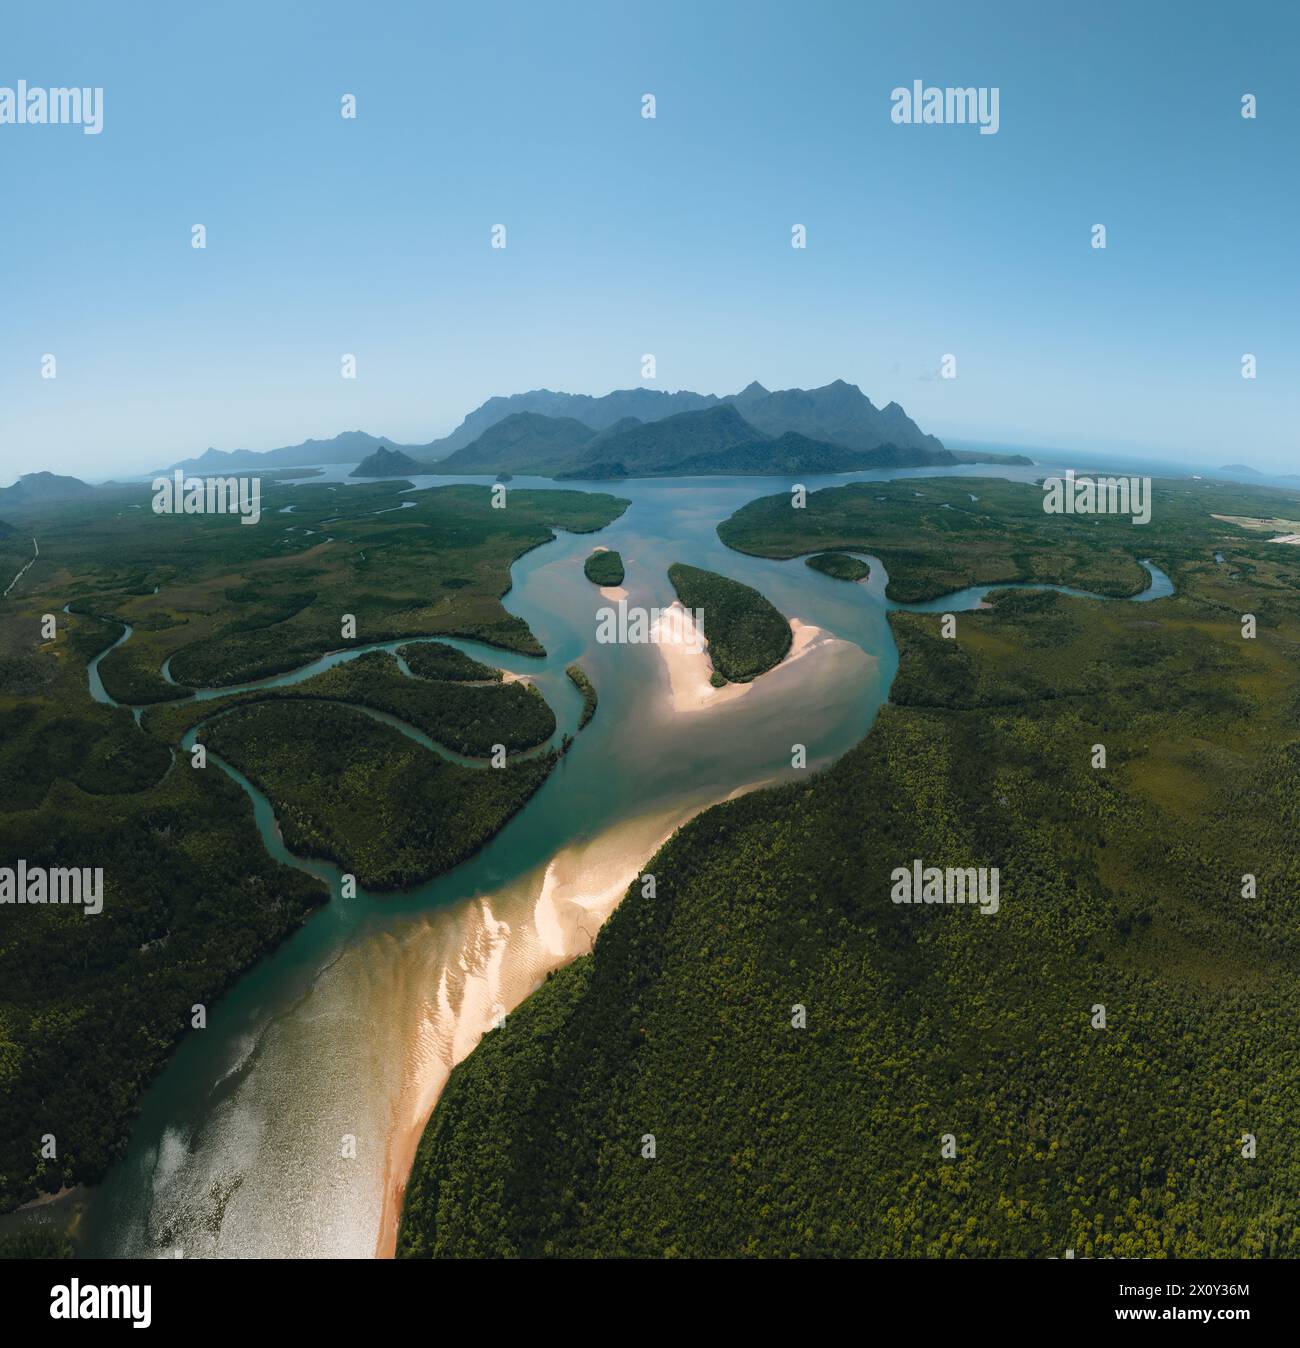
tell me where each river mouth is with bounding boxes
[40,464,1170,1259]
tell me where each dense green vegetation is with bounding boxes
[201,702,555,890]
[144,651,554,757]
[0,1228,73,1258]
[15,479,627,694]
[0,690,326,1210]
[398,641,502,682]
[400,475,1300,1259]
[666,562,791,682]
[566,664,598,729]
[805,551,870,582]
[718,477,1163,602]
[0,476,623,1212]
[582,550,624,587]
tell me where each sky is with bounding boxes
[1,0,1297,482]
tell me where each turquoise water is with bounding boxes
[27,465,1171,1258]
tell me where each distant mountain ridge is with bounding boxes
[428,379,943,459]
[164,431,432,474]
[731,380,945,454]
[0,472,96,506]
[131,379,976,480]
[424,388,719,456]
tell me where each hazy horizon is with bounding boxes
[4,379,1293,488]
[2,388,1300,487]
[3,0,1298,481]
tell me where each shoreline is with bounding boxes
[374,806,687,1256]
[652,601,839,714]
[374,781,775,1258]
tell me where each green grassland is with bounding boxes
[666,562,791,682]
[805,551,870,582]
[0,477,625,1211]
[583,550,625,587]
[399,475,1300,1259]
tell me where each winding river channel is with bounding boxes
[20,462,1172,1258]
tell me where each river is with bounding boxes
[14,461,1173,1258]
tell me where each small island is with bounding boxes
[583,549,625,587]
[805,551,870,582]
[666,562,791,682]
[566,664,598,728]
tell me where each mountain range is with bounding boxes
[171,381,966,479]
[162,431,429,475]
[0,472,99,507]
[110,379,1037,482]
[422,390,1034,478]
[351,381,1034,479]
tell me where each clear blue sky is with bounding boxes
[2,0,1297,480]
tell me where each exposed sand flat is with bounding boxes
[1212,513,1300,533]
[652,601,749,709]
[374,797,745,1257]
[652,601,843,714]
[1268,534,1300,545]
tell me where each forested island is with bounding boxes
[583,550,625,587]
[399,474,1300,1258]
[665,562,791,682]
[566,664,598,728]
[805,551,870,582]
